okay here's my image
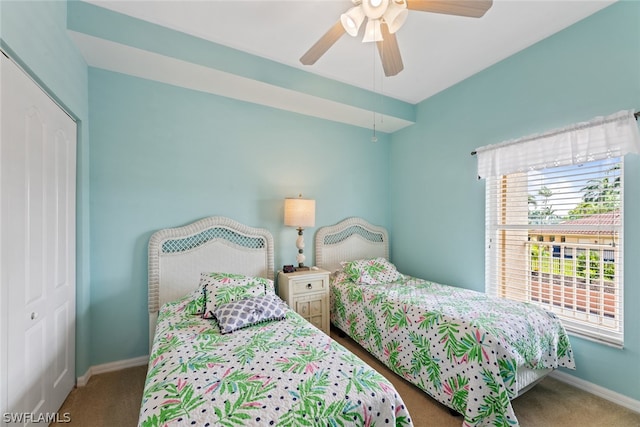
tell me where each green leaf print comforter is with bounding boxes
[138,294,413,427]
[330,272,575,427]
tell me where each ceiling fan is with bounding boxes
[300,0,493,77]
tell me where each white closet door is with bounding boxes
[1,53,76,421]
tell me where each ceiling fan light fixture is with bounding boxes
[362,18,383,43]
[383,0,408,33]
[340,6,366,37]
[361,0,389,20]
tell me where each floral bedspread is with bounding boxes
[139,294,413,427]
[330,273,575,427]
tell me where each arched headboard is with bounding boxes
[315,217,389,272]
[147,216,274,343]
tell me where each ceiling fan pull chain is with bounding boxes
[372,41,378,143]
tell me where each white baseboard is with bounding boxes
[76,355,149,387]
[550,370,640,413]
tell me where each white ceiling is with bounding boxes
[85,0,615,105]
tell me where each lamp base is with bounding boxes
[295,227,307,267]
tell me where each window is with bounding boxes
[485,158,623,345]
[476,110,640,347]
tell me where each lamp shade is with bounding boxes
[341,6,366,37]
[362,19,383,43]
[284,198,316,228]
[383,0,408,34]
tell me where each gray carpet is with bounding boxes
[53,330,640,426]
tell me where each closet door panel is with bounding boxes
[53,302,71,388]
[45,87,76,406]
[23,321,47,414]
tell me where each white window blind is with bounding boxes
[478,111,640,347]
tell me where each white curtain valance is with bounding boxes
[475,110,640,179]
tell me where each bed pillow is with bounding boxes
[183,287,206,315]
[214,294,287,334]
[341,257,402,285]
[201,272,274,319]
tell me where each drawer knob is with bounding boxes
[307,283,312,289]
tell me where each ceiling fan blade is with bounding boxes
[300,20,346,65]
[407,0,493,18]
[376,23,404,77]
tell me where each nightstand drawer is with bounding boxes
[292,278,325,294]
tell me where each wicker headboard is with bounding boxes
[147,216,274,343]
[315,217,389,273]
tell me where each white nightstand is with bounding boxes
[278,268,330,335]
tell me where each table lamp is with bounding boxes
[284,195,316,269]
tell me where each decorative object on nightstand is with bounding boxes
[284,194,315,270]
[278,268,330,334]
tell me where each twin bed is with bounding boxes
[315,217,575,426]
[139,215,574,427]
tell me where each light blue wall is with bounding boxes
[88,68,391,364]
[390,1,640,400]
[0,0,91,377]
